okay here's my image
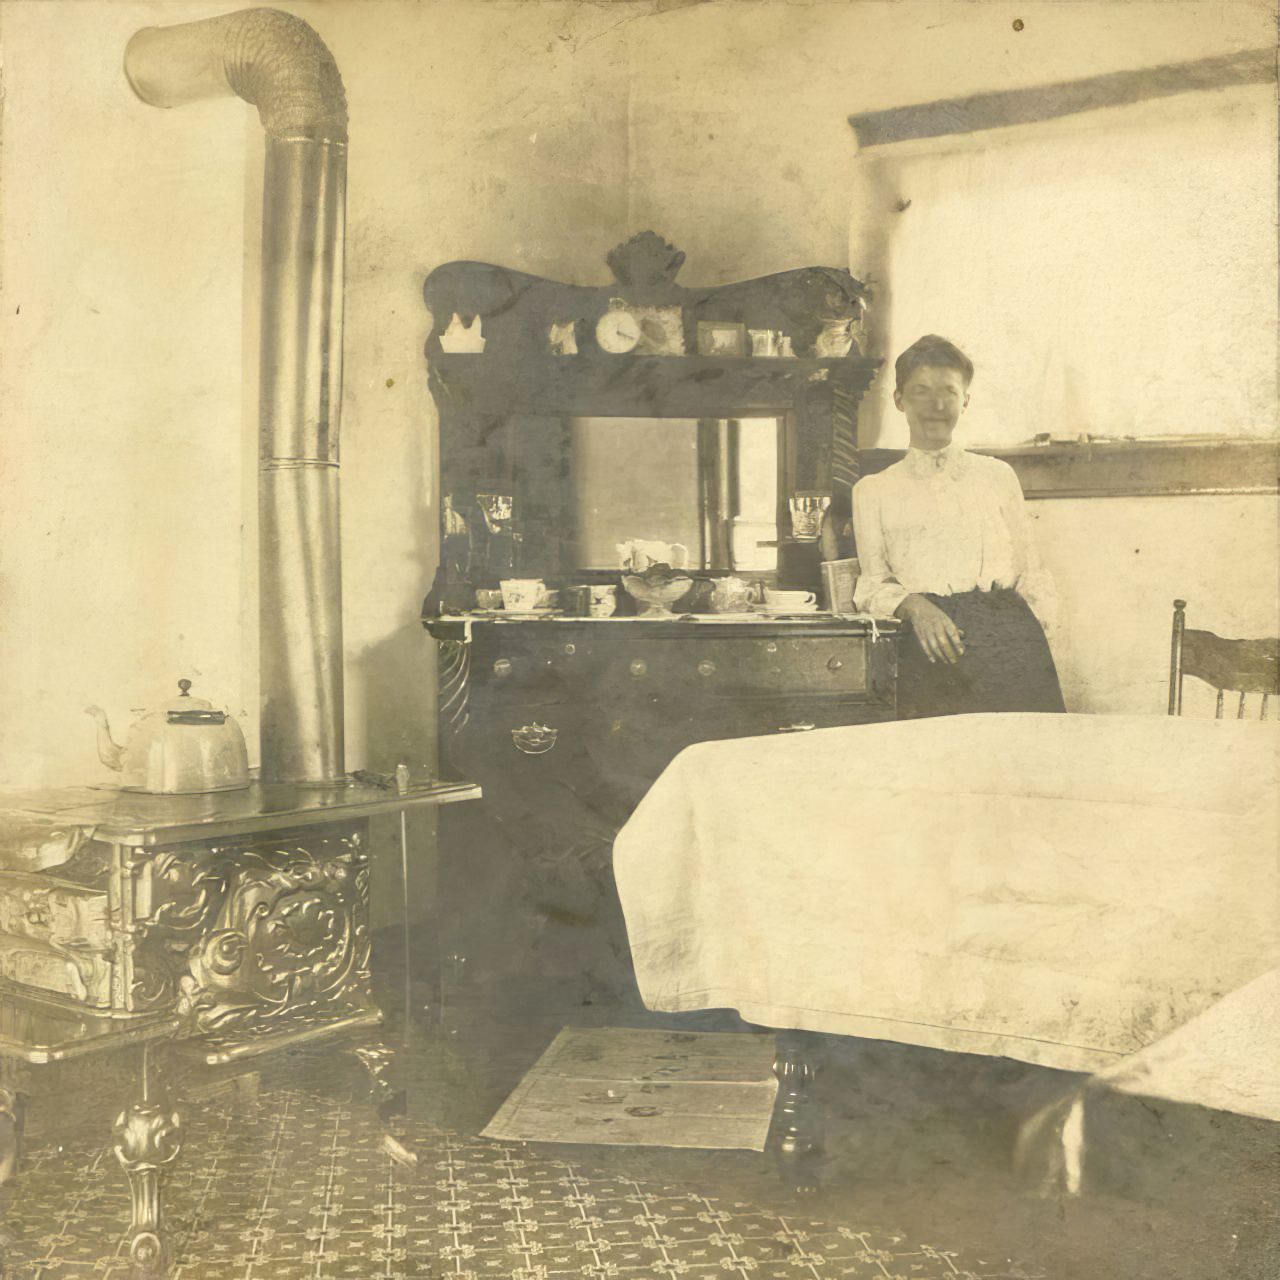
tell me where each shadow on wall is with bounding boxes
[353,627,440,931]
[346,372,441,928]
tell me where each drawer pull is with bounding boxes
[512,723,558,754]
[697,660,716,677]
[827,657,844,671]
[778,722,816,733]
[629,659,648,677]
[493,658,513,678]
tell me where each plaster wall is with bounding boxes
[1,0,1273,791]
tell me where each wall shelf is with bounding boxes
[858,438,1279,499]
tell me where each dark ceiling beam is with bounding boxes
[849,48,1275,149]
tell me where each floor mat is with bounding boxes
[481,1026,780,1150]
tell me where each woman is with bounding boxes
[852,334,1065,718]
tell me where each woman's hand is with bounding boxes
[896,594,965,664]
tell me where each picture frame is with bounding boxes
[633,305,686,355]
[697,320,747,357]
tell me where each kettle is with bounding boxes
[86,680,251,794]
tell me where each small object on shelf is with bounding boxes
[763,588,818,614]
[476,493,513,534]
[439,313,485,353]
[696,320,747,357]
[788,492,831,543]
[596,299,642,354]
[710,576,753,613]
[779,335,795,358]
[475,588,504,610]
[548,320,578,355]
[820,557,861,615]
[814,316,856,357]
[442,494,467,536]
[499,578,546,612]
[749,329,778,358]
[588,585,618,617]
[634,306,685,355]
[351,768,395,789]
[621,569,695,616]
[617,538,689,573]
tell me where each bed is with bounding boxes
[612,714,1278,1123]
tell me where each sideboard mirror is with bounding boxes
[421,232,882,612]
[570,414,781,574]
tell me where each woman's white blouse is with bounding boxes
[851,445,1057,628]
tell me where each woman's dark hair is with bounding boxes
[894,335,974,391]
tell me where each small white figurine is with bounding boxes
[549,320,578,355]
[439,313,486,353]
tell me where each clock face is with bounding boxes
[596,309,642,354]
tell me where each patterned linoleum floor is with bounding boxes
[0,1061,1043,1280]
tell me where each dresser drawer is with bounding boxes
[585,635,870,702]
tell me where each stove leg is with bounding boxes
[0,1084,23,1184]
[113,1049,182,1278]
[772,1031,821,1194]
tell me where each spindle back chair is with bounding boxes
[1168,599,1280,719]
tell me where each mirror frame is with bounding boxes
[421,233,882,613]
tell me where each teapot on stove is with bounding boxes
[86,679,251,794]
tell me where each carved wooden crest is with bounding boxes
[423,232,873,363]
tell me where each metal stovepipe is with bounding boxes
[125,8,348,784]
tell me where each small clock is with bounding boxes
[596,307,642,354]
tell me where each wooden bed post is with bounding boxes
[772,1031,820,1192]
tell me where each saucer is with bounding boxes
[761,604,819,615]
[477,607,559,619]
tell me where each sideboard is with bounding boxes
[424,615,898,995]
[420,231,899,994]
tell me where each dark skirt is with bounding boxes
[896,588,1065,719]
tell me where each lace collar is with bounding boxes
[904,444,969,478]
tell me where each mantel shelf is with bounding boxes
[428,352,882,418]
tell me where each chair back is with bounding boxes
[1168,599,1280,718]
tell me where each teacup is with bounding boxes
[588,585,617,617]
[475,588,504,610]
[500,578,545,612]
[763,588,817,612]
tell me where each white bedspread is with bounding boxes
[613,714,1279,1073]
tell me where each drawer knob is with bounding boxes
[827,656,844,671]
[778,722,816,733]
[697,660,716,677]
[765,642,778,654]
[563,643,577,656]
[629,659,648,677]
[512,723,558,754]
[493,658,513,678]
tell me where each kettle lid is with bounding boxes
[161,678,214,712]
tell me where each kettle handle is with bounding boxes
[85,705,125,771]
